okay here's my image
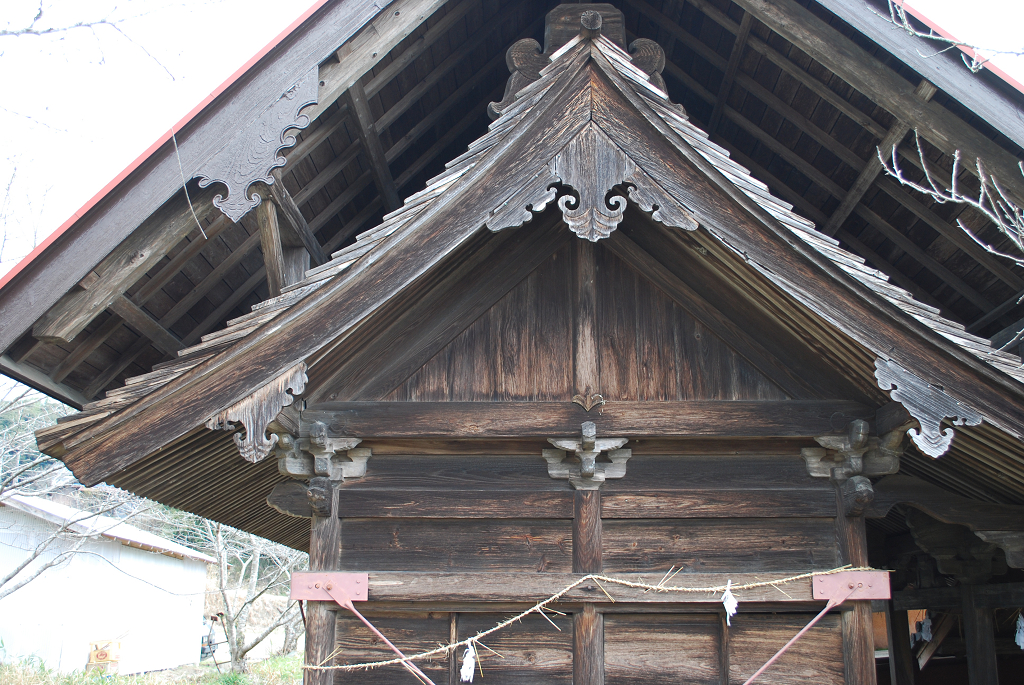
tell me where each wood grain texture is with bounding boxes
[306,482,339,685]
[601,490,835,518]
[333,612,450,684]
[604,614,719,684]
[729,614,845,684]
[574,239,599,399]
[602,518,838,573]
[961,585,1000,685]
[459,613,573,683]
[304,401,872,438]
[338,519,572,572]
[257,199,286,298]
[834,486,875,685]
[574,603,604,685]
[335,490,574,519]
[574,490,602,573]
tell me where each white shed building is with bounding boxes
[0,494,213,674]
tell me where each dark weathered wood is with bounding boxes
[893,582,1024,610]
[107,295,183,356]
[267,480,312,518]
[357,572,818,604]
[961,585,1000,685]
[257,199,287,299]
[459,613,573,682]
[729,613,845,683]
[0,354,89,409]
[574,603,603,685]
[731,0,1024,207]
[606,230,817,398]
[886,602,915,685]
[334,613,450,684]
[603,518,837,573]
[707,11,753,136]
[574,490,602,573]
[719,612,731,685]
[305,481,340,685]
[334,490,574,519]
[448,612,458,685]
[822,80,937,237]
[865,475,1024,531]
[49,315,126,384]
[574,239,599,400]
[1,0,391,354]
[303,400,872,438]
[342,79,401,212]
[834,485,875,685]
[601,489,835,518]
[604,614,720,683]
[265,177,329,266]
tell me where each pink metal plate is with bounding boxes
[290,572,369,602]
[812,571,890,601]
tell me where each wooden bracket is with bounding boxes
[274,429,370,481]
[875,358,982,457]
[206,363,307,463]
[545,421,630,489]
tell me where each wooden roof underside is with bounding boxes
[28,15,1024,551]
[3,0,1024,411]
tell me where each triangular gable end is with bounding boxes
[39,7,1024,494]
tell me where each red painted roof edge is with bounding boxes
[900,1,1024,97]
[0,0,333,294]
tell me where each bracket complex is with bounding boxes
[544,421,631,490]
[801,419,908,516]
[274,421,370,482]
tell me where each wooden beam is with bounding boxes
[342,80,401,211]
[823,80,938,237]
[257,199,287,298]
[292,140,363,207]
[301,400,873,438]
[707,12,753,136]
[866,474,1024,531]
[917,611,956,671]
[885,602,915,685]
[834,486,876,685]
[265,178,330,266]
[32,187,215,344]
[107,295,183,356]
[0,354,89,409]
[573,240,598,398]
[731,0,1024,207]
[815,0,1024,151]
[313,572,822,604]
[969,290,1024,333]
[49,314,126,384]
[305,481,341,685]
[307,0,448,122]
[961,585,999,684]
[893,582,1024,610]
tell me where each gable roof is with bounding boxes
[30,13,1024,548]
[0,494,214,563]
[2,0,1024,421]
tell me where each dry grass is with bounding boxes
[0,655,301,685]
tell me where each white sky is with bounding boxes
[0,0,1022,280]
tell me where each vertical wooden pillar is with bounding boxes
[885,601,915,685]
[961,585,999,684]
[573,489,603,685]
[305,482,341,685]
[573,239,598,397]
[835,486,876,685]
[257,198,287,298]
[719,613,731,685]
[448,612,460,685]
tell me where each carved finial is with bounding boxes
[580,10,603,39]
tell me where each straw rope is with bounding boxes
[304,564,877,672]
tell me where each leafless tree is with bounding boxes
[878,0,1024,73]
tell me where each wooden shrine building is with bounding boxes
[3,1,1024,683]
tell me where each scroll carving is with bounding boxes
[628,38,668,94]
[194,67,319,222]
[489,38,549,119]
[874,359,982,458]
[206,363,307,463]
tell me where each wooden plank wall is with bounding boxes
[383,241,788,402]
[329,450,847,683]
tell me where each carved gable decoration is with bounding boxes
[875,358,983,458]
[194,66,318,222]
[206,362,308,463]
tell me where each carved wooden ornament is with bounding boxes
[206,362,307,462]
[194,66,319,222]
[874,358,982,458]
[487,123,698,240]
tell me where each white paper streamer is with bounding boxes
[460,643,477,682]
[722,579,738,626]
[1015,613,1023,650]
[920,614,933,642]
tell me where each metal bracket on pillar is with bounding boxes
[544,421,630,489]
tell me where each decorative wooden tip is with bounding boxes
[580,10,603,38]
